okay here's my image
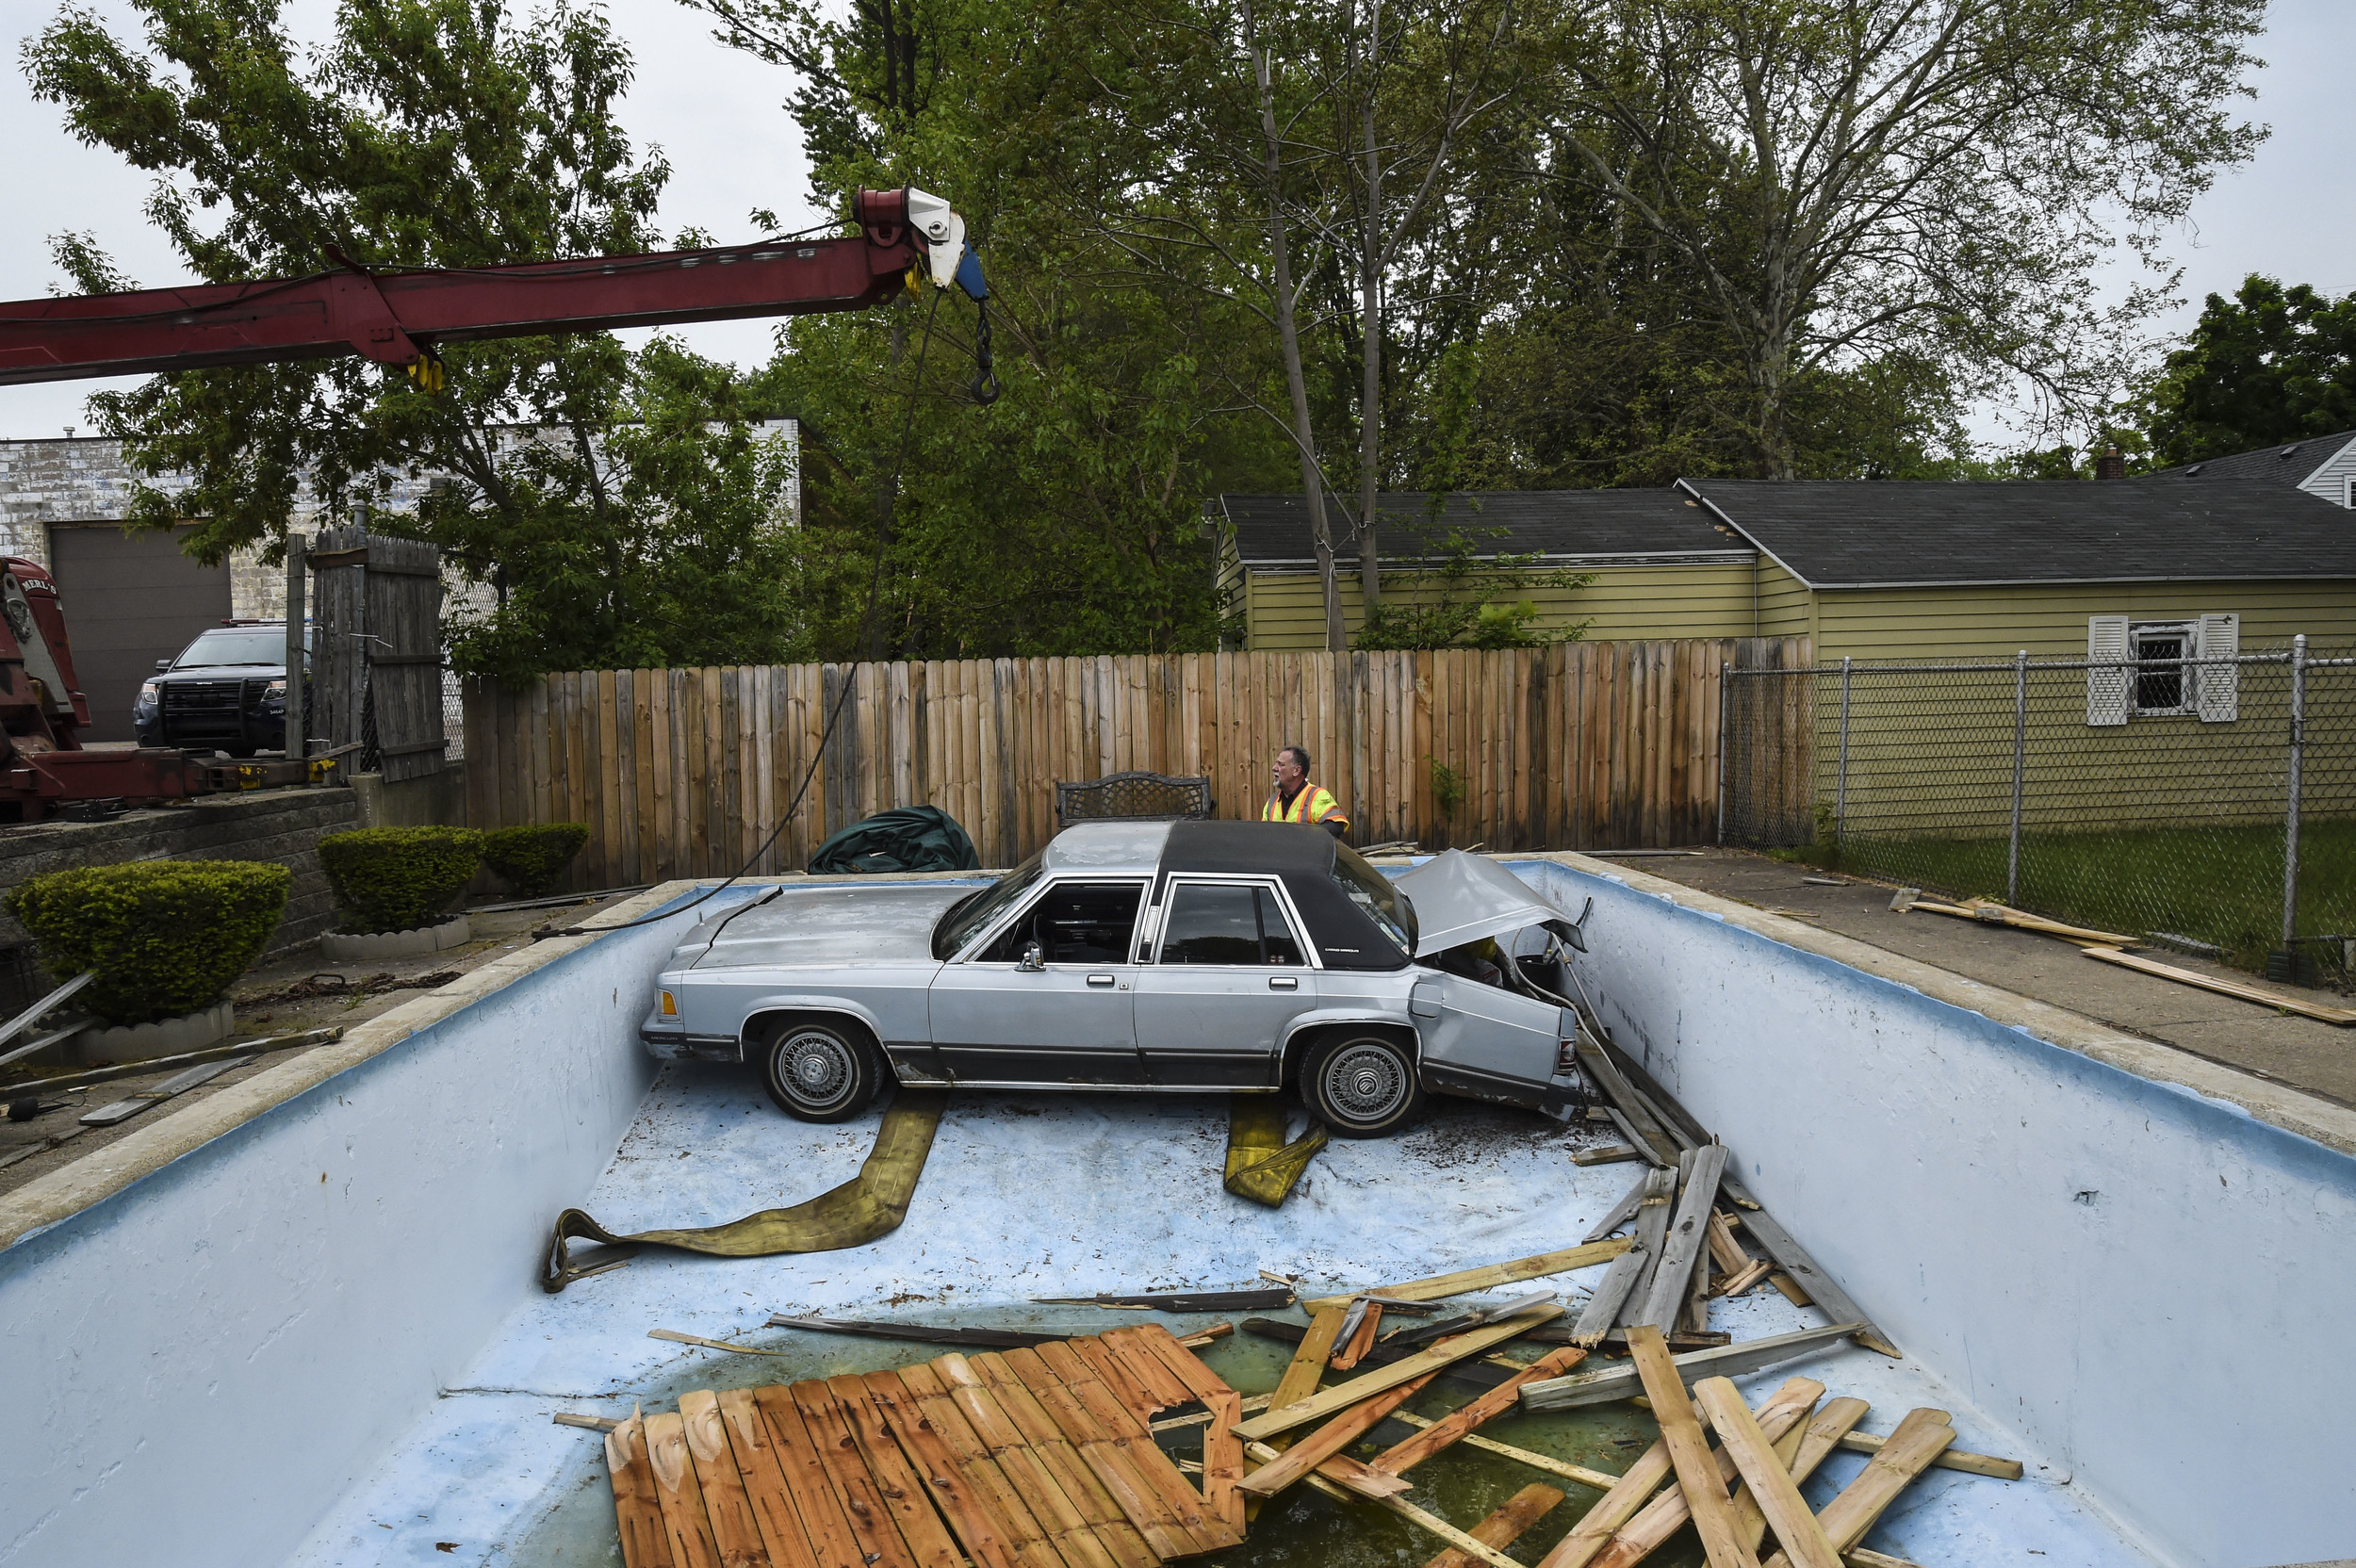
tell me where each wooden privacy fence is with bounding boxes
[462,637,1808,891]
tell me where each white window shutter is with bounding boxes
[2198,612,2239,722]
[2086,615,2130,727]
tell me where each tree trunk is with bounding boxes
[1251,25,1346,651]
[1356,57,1383,617]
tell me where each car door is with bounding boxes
[927,878,1148,1085]
[1135,877,1317,1086]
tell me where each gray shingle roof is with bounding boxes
[1219,490,1748,567]
[2146,431,2356,485]
[1680,477,2356,588]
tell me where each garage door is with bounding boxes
[46,524,234,743]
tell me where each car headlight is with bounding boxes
[139,681,158,700]
[264,678,286,695]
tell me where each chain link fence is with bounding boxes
[1722,639,2356,982]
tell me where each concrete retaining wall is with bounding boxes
[0,881,728,1568]
[1529,857,2356,1568]
[0,787,362,979]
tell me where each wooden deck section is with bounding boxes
[605,1324,1247,1568]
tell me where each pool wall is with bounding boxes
[0,883,750,1568]
[1527,858,2356,1568]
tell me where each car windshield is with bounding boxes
[930,850,1047,958]
[1331,841,1415,955]
[175,626,308,668]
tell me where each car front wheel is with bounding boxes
[1301,1032,1425,1137]
[757,1019,885,1123]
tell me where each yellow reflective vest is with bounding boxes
[1263,780,1349,827]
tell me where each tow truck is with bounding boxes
[0,188,990,821]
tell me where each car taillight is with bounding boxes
[1556,1039,1579,1074]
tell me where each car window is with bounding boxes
[979,881,1143,964]
[1159,883,1304,966]
[173,626,308,667]
[1331,841,1415,955]
[932,850,1045,958]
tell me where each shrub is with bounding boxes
[481,823,590,898]
[6,860,290,1025]
[319,825,483,933]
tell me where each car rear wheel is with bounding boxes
[757,1019,885,1123]
[1301,1032,1425,1137]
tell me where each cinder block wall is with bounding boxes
[0,787,362,983]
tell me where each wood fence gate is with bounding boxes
[310,525,448,782]
[465,637,1810,891]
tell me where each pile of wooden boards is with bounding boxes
[604,1324,1249,1568]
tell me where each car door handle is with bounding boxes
[1087,973,1116,987]
[1268,975,1299,990]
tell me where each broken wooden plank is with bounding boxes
[754,1384,887,1568]
[1730,1395,1864,1555]
[1625,1326,1757,1568]
[1835,1429,2021,1480]
[676,1390,774,1568]
[1303,1240,1629,1310]
[1613,1166,1681,1331]
[1572,1246,1650,1347]
[1331,1299,1383,1371]
[767,1313,1076,1349]
[1692,1378,1842,1568]
[1421,1483,1567,1568]
[1235,1373,1432,1498]
[1637,1145,1727,1331]
[1032,1286,1297,1312]
[961,1355,1158,1568]
[1370,1344,1587,1477]
[1383,1409,1622,1492]
[826,1374,971,1568]
[1234,1305,1564,1442]
[1521,1323,1864,1413]
[77,1054,255,1126]
[641,1411,725,1568]
[1761,1410,1955,1568]
[1537,1378,1823,1568]
[603,1413,676,1568]
[2084,945,2356,1025]
[1249,1446,1526,1568]
[1714,1204,1898,1359]
[1573,1143,1644,1166]
[1,1024,341,1098]
[1123,1325,1247,1537]
[1902,896,2135,947]
[1706,1212,1749,1275]
[559,1411,622,1431]
[712,1387,826,1568]
[1585,1167,1657,1243]
[1573,1040,1682,1165]
[648,1328,783,1356]
[1714,1258,1774,1298]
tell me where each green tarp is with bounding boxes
[807,805,981,874]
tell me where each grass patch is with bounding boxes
[1790,819,2356,974]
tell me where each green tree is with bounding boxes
[2144,275,2356,466]
[1354,516,1595,650]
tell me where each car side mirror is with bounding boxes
[155,659,172,673]
[1016,940,1046,972]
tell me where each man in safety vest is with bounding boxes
[1263,744,1350,838]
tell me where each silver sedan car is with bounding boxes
[640,821,1592,1136]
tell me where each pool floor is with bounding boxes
[290,1067,2154,1568]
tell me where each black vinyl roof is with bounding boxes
[1680,477,2356,589]
[1161,821,1407,971]
[2146,431,2356,485]
[1219,491,1749,567]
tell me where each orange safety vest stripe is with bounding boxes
[1264,781,1348,825]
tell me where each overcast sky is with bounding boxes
[3,0,2350,448]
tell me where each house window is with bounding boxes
[2086,612,2237,727]
[2131,622,2194,715]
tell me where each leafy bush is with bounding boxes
[319,826,483,933]
[6,859,289,1025]
[481,823,589,898]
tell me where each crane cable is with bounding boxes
[534,285,953,940]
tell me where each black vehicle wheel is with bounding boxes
[1301,1032,1425,1137]
[757,1018,885,1123]
[223,746,258,760]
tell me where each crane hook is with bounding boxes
[970,296,1000,406]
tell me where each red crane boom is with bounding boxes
[0,186,988,818]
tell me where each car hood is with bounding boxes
[682,882,981,970]
[158,664,282,679]
[1393,851,1578,956]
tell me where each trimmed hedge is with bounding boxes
[6,860,290,1025]
[319,825,483,934]
[481,823,590,898]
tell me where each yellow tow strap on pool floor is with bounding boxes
[541,1090,949,1291]
[1223,1095,1326,1207]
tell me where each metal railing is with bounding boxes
[1721,641,2356,978]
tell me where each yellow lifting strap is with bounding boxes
[541,1089,949,1291]
[1223,1094,1327,1207]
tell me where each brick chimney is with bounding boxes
[2095,443,2126,481]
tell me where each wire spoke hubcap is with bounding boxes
[1324,1042,1406,1122]
[780,1032,854,1107]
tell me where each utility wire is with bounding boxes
[536,286,949,940]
